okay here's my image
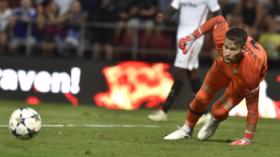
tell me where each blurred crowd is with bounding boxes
[0,0,279,60]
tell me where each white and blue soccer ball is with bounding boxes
[9,107,42,139]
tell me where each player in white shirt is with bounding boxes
[54,0,73,15]
[0,0,12,52]
[148,0,221,122]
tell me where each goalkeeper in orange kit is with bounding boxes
[163,15,267,146]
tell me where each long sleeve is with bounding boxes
[193,15,229,54]
[245,87,259,133]
[194,15,227,36]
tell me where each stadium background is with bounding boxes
[0,0,280,156]
[0,0,279,111]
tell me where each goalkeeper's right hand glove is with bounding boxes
[230,138,252,146]
[178,35,195,54]
[230,130,254,146]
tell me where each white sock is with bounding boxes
[182,124,192,133]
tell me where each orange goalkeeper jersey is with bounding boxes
[197,15,267,91]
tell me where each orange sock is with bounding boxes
[185,90,212,127]
[186,111,202,128]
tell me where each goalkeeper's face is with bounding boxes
[222,38,244,64]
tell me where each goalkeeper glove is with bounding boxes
[230,138,252,146]
[178,28,203,54]
[178,35,195,54]
[230,130,254,146]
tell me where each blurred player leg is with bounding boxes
[186,69,201,96]
[148,67,184,122]
[149,35,204,122]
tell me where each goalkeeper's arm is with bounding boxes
[179,15,229,54]
[244,87,260,140]
[230,87,259,146]
[191,15,227,39]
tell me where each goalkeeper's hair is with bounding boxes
[225,27,248,48]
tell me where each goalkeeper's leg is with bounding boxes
[198,84,243,141]
[164,62,229,140]
[185,61,230,128]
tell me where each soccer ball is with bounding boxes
[9,107,42,139]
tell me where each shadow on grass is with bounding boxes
[200,139,233,144]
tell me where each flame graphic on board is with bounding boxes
[94,61,173,110]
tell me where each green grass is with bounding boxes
[0,100,280,157]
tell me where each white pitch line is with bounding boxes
[0,124,159,128]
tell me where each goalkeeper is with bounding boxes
[163,15,268,146]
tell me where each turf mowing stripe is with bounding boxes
[0,124,159,128]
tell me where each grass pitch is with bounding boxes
[0,100,280,157]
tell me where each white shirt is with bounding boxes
[0,9,12,31]
[54,0,73,15]
[171,0,220,29]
